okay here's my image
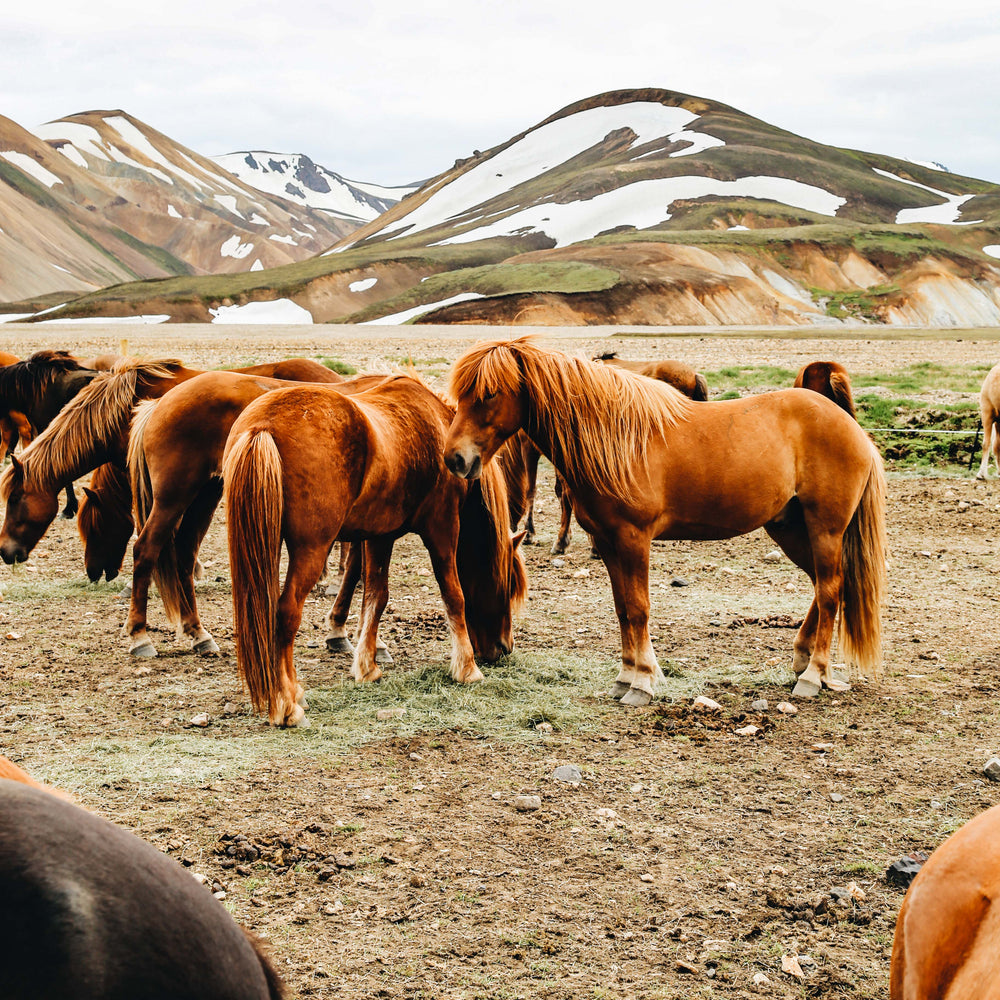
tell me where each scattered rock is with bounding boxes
[639,873,654,883]
[134,665,152,677]
[693,695,722,712]
[777,701,798,715]
[781,954,805,979]
[408,752,421,761]
[416,567,431,576]
[830,792,844,802]
[751,698,769,712]
[676,960,699,974]
[551,558,565,568]
[376,707,406,721]
[552,764,583,784]
[190,872,209,885]
[763,549,783,562]
[812,742,836,752]
[514,794,541,812]
[223,702,238,715]
[670,577,689,587]
[572,568,590,578]
[752,971,771,986]
[985,758,1000,782]
[735,724,759,736]
[887,853,929,889]
[595,807,619,821]
[189,713,210,728]
[535,721,553,733]
[5,631,22,640]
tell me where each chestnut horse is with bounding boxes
[223,376,527,727]
[444,337,886,706]
[0,778,285,999]
[976,360,1000,480]
[794,360,857,419]
[890,802,1000,999]
[123,368,362,657]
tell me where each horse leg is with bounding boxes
[976,403,995,479]
[351,538,395,683]
[61,482,78,519]
[550,474,574,556]
[325,541,362,654]
[172,480,223,655]
[523,440,539,544]
[273,543,330,727]
[791,530,849,698]
[125,501,183,657]
[420,516,481,683]
[593,531,658,706]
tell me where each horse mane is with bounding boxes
[0,350,87,410]
[449,337,691,504]
[593,350,619,361]
[471,456,528,612]
[1,358,185,496]
[78,462,133,552]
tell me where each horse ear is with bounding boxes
[82,487,100,506]
[9,453,22,479]
[511,530,528,551]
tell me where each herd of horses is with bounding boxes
[0,341,997,997]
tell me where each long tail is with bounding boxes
[223,430,283,716]
[128,400,183,624]
[839,446,888,681]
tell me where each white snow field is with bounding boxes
[364,293,485,325]
[0,151,62,188]
[872,168,976,224]
[349,278,378,292]
[209,299,313,323]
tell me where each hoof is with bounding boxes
[375,647,394,666]
[550,540,568,556]
[129,639,157,658]
[119,582,133,599]
[193,637,219,656]
[976,471,988,481]
[792,676,821,698]
[609,681,631,699]
[61,509,75,520]
[824,675,852,693]
[590,548,601,560]
[620,688,652,707]
[456,665,484,684]
[326,635,355,655]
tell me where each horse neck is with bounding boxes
[36,370,98,429]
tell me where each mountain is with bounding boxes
[213,151,417,223]
[0,110,358,303]
[18,89,1000,326]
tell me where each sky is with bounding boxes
[2,0,998,187]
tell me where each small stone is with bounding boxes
[514,794,541,812]
[595,807,619,821]
[535,721,553,733]
[763,549,783,562]
[812,742,836,752]
[777,701,798,715]
[134,665,152,676]
[751,698,768,712]
[5,631,22,640]
[572,568,590,578]
[830,792,844,802]
[213,890,227,901]
[376,707,406,721]
[551,558,565,568]
[491,792,501,800]
[917,550,932,558]
[409,752,421,761]
[958,500,970,511]
[669,577,689,587]
[416,567,431,576]
[752,972,771,986]
[189,713,210,728]
[639,873,654,883]
[985,758,1000,782]
[552,764,583,784]
[693,695,722,712]
[190,872,209,884]
[306,640,321,648]
[735,724,759,736]
[784,582,796,592]
[676,960,699,974]
[781,954,804,979]
[223,702,238,715]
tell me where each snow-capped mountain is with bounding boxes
[214,151,417,223]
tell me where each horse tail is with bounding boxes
[223,430,283,716]
[693,373,709,401]
[242,929,287,1000]
[829,370,857,420]
[839,445,888,682]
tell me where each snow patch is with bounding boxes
[39,314,171,325]
[1,151,61,188]
[210,299,312,324]
[728,225,750,231]
[167,204,182,219]
[0,313,34,324]
[51,264,71,274]
[53,143,88,169]
[249,213,268,225]
[250,259,264,271]
[268,234,297,245]
[349,277,378,292]
[34,121,110,161]
[220,235,254,259]
[104,116,206,190]
[365,293,485,325]
[873,167,976,224]
[983,245,1000,259]
[215,194,242,217]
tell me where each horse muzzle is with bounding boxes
[444,450,482,480]
[0,540,27,565]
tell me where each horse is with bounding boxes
[0,779,285,999]
[223,375,527,727]
[122,368,361,658]
[76,462,134,582]
[976,361,1000,480]
[794,360,857,419]
[519,352,710,556]
[0,350,102,517]
[890,802,1000,999]
[444,337,887,706]
[0,356,348,570]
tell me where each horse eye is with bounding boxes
[482,391,496,402]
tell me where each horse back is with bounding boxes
[0,782,281,1000]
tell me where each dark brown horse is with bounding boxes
[223,376,527,727]
[76,462,134,582]
[518,352,710,556]
[794,360,857,419]
[0,778,285,1000]
[444,337,886,706]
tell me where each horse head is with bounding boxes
[0,455,60,564]
[78,485,130,582]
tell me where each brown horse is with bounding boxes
[0,778,285,1000]
[123,367,357,657]
[77,462,134,582]
[976,360,1000,480]
[223,376,527,727]
[794,360,857,419]
[520,352,710,555]
[444,337,886,706]
[890,802,1000,999]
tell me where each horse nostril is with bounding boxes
[445,452,465,475]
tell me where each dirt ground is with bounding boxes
[3,324,1000,999]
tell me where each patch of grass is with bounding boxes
[810,284,900,322]
[704,364,798,391]
[318,356,357,376]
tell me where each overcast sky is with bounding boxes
[2,0,997,186]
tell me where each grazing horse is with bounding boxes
[76,462,134,582]
[0,350,102,517]
[123,368,357,657]
[794,360,857,419]
[0,779,285,1000]
[444,337,886,706]
[519,352,710,555]
[976,361,1000,479]
[890,802,1000,999]
[223,376,527,727]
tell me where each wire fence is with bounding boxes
[864,422,983,470]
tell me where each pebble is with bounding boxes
[830,792,844,802]
[134,665,152,676]
[693,695,722,712]
[984,757,1000,782]
[491,792,501,800]
[572,568,590,578]
[639,873,654,883]
[552,764,583,784]
[669,577,689,587]
[535,721,553,733]
[777,701,798,715]
[752,972,771,986]
[595,807,618,821]
[781,954,805,979]
[735,724,759,736]
[751,698,768,711]
[514,794,541,812]
[189,713,210,728]
[223,702,238,715]
[551,558,565,568]
[376,707,406,721]
[763,549,783,562]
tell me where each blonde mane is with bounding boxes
[449,337,691,503]
[1,358,186,496]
